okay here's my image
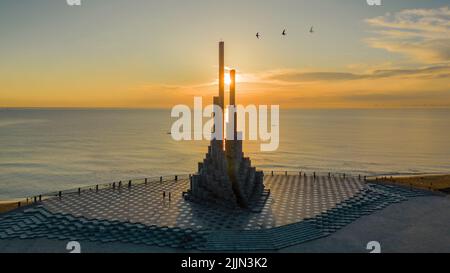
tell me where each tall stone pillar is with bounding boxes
[230,69,237,140]
[218,41,225,146]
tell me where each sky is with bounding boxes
[0,0,449,108]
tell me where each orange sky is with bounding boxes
[0,2,449,108]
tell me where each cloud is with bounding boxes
[365,6,450,63]
[229,65,450,108]
[341,90,450,103]
[371,65,450,79]
[128,63,450,108]
[264,65,450,83]
[269,71,364,82]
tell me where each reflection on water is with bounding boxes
[0,108,449,199]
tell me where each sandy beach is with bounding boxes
[0,202,18,214]
[370,174,450,193]
[0,200,28,214]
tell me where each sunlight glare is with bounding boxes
[225,73,231,85]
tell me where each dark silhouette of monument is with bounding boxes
[185,41,266,209]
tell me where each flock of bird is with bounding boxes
[256,27,314,39]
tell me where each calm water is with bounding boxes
[1,108,449,199]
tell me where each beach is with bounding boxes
[370,175,450,193]
[0,201,20,214]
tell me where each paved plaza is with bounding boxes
[0,174,434,251]
[43,175,365,230]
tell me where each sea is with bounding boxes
[1,108,449,199]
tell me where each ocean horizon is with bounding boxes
[1,108,449,199]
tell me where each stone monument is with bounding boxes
[185,42,266,209]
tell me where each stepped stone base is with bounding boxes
[185,139,266,210]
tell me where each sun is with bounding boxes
[225,73,231,85]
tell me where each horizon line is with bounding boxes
[1,106,450,110]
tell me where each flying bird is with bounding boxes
[282,29,287,36]
[309,26,314,33]
[256,32,260,39]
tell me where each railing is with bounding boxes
[264,170,367,182]
[11,174,193,210]
[9,170,368,210]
